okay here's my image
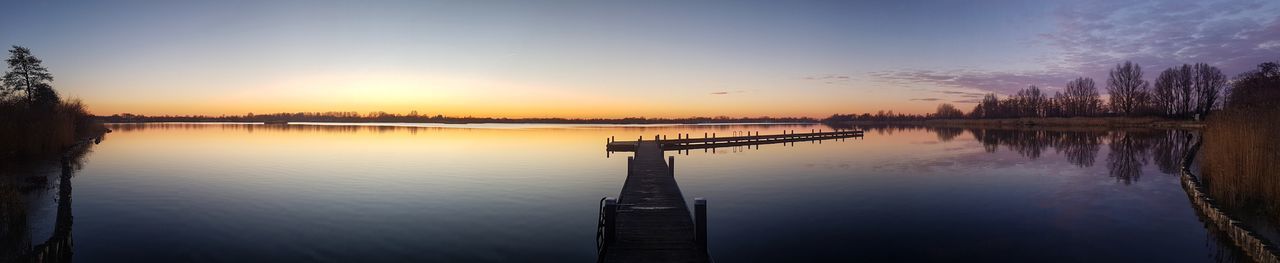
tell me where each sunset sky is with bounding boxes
[2,0,1277,118]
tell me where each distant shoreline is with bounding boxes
[94,115,820,125]
[826,116,1203,129]
[100,117,1204,129]
[100,120,823,125]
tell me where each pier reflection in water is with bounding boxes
[1,123,1273,262]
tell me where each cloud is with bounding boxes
[1039,0,1280,74]
[804,74,852,80]
[935,90,988,98]
[871,70,1074,95]
[803,74,856,85]
[871,0,1280,95]
[909,98,942,101]
[709,90,748,95]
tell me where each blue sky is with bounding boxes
[1,0,1276,117]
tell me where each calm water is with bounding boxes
[6,123,1247,262]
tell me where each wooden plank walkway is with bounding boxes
[598,129,863,262]
[601,141,709,263]
[606,130,862,152]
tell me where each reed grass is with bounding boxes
[1200,107,1280,222]
[0,98,103,161]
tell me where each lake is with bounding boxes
[3,123,1254,262]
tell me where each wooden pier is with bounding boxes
[598,141,708,263]
[606,129,863,152]
[597,129,863,262]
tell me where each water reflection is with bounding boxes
[7,122,1264,262]
[832,124,1195,184]
[1,137,95,262]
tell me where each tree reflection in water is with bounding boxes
[829,123,1193,184]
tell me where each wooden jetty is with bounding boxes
[597,129,863,262]
[606,129,863,152]
[598,141,707,263]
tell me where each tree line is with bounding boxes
[821,60,1269,123]
[1,46,104,160]
[964,61,1233,119]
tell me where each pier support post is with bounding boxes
[694,198,707,250]
[605,197,618,243]
[627,157,634,178]
[668,156,675,175]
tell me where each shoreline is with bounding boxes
[827,117,1202,129]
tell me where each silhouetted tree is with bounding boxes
[969,93,1002,118]
[2,46,55,106]
[1058,77,1103,117]
[1012,85,1047,117]
[1174,65,1194,116]
[1107,61,1150,115]
[1225,61,1280,110]
[1153,68,1180,115]
[934,103,964,119]
[1192,63,1226,117]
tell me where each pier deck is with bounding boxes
[600,141,707,263]
[606,130,863,152]
[598,129,863,262]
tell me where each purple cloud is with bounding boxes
[871,70,1073,95]
[872,0,1280,96]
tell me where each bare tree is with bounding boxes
[1153,68,1179,115]
[1014,85,1047,117]
[1225,61,1280,110]
[1175,64,1194,116]
[1192,63,1226,116]
[934,103,964,119]
[1061,77,1102,116]
[971,93,1002,118]
[1107,61,1149,115]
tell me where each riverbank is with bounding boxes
[0,100,108,163]
[828,117,1201,129]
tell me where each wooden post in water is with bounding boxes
[604,197,618,243]
[627,157,634,178]
[694,198,707,250]
[668,156,675,176]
